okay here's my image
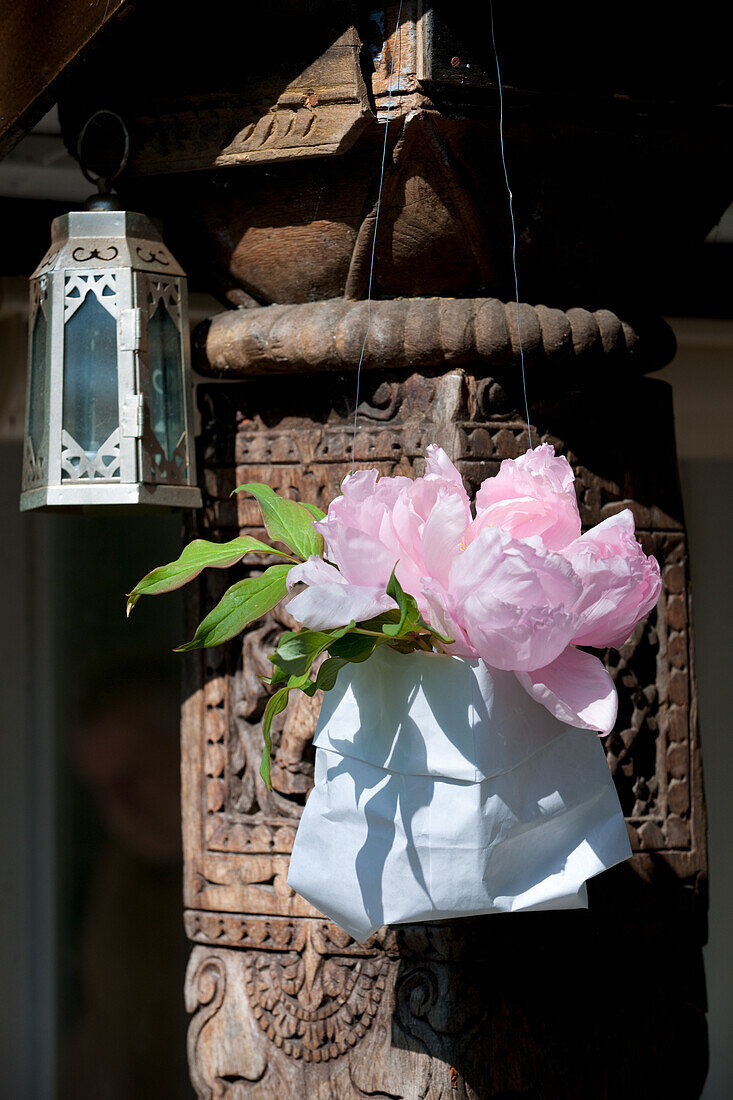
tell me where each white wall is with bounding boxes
[662,319,733,1100]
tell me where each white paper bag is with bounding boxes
[287,647,631,942]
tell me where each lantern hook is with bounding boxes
[77,110,130,195]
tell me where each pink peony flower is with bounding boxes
[469,443,581,550]
[286,444,661,734]
[430,525,582,672]
[312,448,471,607]
[561,510,662,649]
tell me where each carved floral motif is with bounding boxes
[245,922,387,1062]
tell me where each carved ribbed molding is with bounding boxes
[194,297,675,378]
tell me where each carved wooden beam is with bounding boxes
[195,297,676,379]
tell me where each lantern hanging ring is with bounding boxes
[77,110,130,194]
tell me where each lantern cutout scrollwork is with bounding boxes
[20,207,201,511]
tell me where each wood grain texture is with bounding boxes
[57,1,371,177]
[0,0,129,158]
[105,22,370,175]
[48,0,733,309]
[195,296,675,379]
[113,101,733,311]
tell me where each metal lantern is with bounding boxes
[20,116,201,511]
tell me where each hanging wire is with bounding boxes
[351,0,404,474]
[488,1,534,449]
[349,2,532,464]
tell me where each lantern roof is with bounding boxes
[32,208,185,280]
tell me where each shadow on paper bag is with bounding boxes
[287,647,631,943]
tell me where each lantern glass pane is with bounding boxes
[63,291,119,458]
[28,305,47,454]
[148,299,185,462]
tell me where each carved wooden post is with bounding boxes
[180,301,706,1096]
[56,4,729,1094]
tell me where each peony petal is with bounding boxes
[502,443,575,494]
[421,488,471,588]
[312,448,472,608]
[424,444,466,490]
[287,584,397,630]
[440,526,582,670]
[389,492,430,582]
[563,510,662,648]
[421,580,477,657]
[461,592,578,671]
[315,469,411,560]
[467,496,574,548]
[333,468,411,511]
[474,443,581,550]
[516,646,618,734]
[320,526,398,589]
[287,556,343,590]
[452,526,581,610]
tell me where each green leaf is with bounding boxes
[234,483,324,560]
[328,632,383,663]
[266,629,298,681]
[359,575,455,646]
[175,564,293,651]
[126,536,286,615]
[425,622,455,646]
[300,501,326,521]
[313,657,348,692]
[285,672,313,691]
[382,568,421,637]
[260,686,289,789]
[270,628,334,679]
[271,622,354,679]
[359,609,401,629]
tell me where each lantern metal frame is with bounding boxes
[20,207,202,511]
